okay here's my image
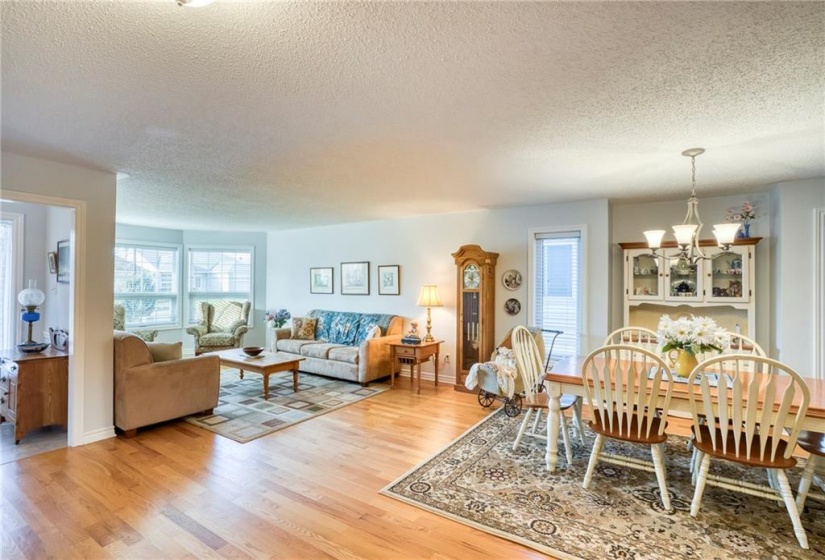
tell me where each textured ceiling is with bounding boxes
[2,1,823,231]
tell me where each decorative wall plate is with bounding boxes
[502,269,522,291]
[504,298,521,316]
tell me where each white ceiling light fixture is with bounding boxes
[176,0,214,7]
[643,148,741,263]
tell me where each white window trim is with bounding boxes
[1,211,25,347]
[527,224,588,355]
[184,244,255,328]
[114,239,183,329]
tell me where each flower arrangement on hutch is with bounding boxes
[724,200,756,238]
[657,314,730,376]
[265,309,291,328]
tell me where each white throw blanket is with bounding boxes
[464,347,519,398]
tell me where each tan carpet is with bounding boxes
[382,408,825,559]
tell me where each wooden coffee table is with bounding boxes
[215,350,305,400]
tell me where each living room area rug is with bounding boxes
[381,408,825,559]
[185,369,388,443]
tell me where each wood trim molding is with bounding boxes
[618,237,762,250]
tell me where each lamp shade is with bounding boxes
[18,287,45,307]
[713,223,741,247]
[672,224,697,246]
[416,285,442,307]
[643,229,666,250]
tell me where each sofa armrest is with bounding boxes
[358,333,403,384]
[114,354,220,431]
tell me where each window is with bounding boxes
[187,248,253,323]
[114,243,180,328]
[530,229,583,358]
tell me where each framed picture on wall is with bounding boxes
[310,267,334,294]
[377,265,400,295]
[57,240,70,284]
[341,261,370,295]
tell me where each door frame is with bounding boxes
[1,190,87,446]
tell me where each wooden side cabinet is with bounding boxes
[0,347,68,444]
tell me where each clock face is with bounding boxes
[463,264,481,289]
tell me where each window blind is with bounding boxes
[533,230,582,358]
[114,243,180,327]
[187,248,253,323]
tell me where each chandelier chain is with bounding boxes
[690,155,697,197]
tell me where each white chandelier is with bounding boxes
[643,148,741,263]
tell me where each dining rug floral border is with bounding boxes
[185,369,388,443]
[381,408,825,560]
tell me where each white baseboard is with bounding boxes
[80,426,116,446]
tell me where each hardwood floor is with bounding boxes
[2,378,550,559]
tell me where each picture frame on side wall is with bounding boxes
[377,265,400,295]
[341,261,370,295]
[57,240,70,284]
[310,267,334,294]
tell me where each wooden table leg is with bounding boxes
[546,383,562,472]
[434,351,439,387]
[292,366,299,392]
[263,372,270,400]
[416,361,421,395]
[391,358,396,389]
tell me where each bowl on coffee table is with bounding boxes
[241,346,264,357]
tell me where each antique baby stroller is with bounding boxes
[465,327,562,417]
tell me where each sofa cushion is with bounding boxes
[147,341,183,362]
[328,346,359,365]
[199,333,236,347]
[328,312,361,345]
[291,317,317,340]
[276,339,318,354]
[301,343,347,360]
[354,313,396,344]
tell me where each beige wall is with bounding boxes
[267,200,611,382]
[2,152,117,443]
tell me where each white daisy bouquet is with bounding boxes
[657,314,729,356]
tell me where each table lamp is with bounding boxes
[416,284,442,343]
[17,281,49,353]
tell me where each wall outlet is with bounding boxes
[444,354,450,364]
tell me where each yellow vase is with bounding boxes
[669,349,698,377]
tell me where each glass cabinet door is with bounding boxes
[461,291,481,370]
[704,247,750,303]
[664,249,703,302]
[627,250,664,301]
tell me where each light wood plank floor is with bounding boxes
[2,378,553,559]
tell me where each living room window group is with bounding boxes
[114,242,254,329]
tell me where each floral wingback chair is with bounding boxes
[186,301,251,355]
[113,303,158,342]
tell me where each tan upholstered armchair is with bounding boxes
[113,303,159,341]
[114,331,220,436]
[186,301,251,355]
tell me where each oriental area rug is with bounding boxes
[185,369,387,443]
[381,409,825,559]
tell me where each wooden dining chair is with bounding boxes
[580,345,675,511]
[510,325,584,466]
[603,326,659,354]
[687,355,811,549]
[689,333,768,473]
[795,431,825,513]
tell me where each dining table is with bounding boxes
[543,355,825,472]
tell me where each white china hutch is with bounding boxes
[619,238,761,337]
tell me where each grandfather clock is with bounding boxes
[452,244,499,390]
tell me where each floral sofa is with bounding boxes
[273,309,402,385]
